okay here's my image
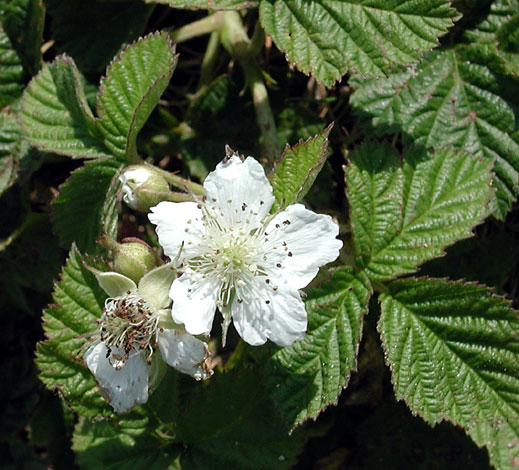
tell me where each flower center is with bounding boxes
[98,294,159,370]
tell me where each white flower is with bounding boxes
[84,263,212,414]
[148,155,342,347]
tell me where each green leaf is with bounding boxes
[52,158,121,253]
[346,143,493,281]
[0,28,24,107]
[0,107,20,194]
[259,0,459,87]
[264,267,372,430]
[350,45,519,219]
[36,248,112,418]
[144,0,257,9]
[20,55,110,158]
[0,0,44,76]
[73,410,176,470]
[177,369,305,469]
[45,0,154,71]
[379,277,519,470]
[96,32,178,162]
[463,0,519,43]
[269,124,332,213]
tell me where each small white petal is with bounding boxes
[95,272,137,297]
[148,201,204,261]
[84,342,148,414]
[138,262,177,311]
[120,168,150,210]
[231,282,306,347]
[264,288,307,347]
[203,156,274,228]
[157,329,212,380]
[265,204,342,289]
[170,272,218,335]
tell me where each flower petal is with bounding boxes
[148,201,204,261]
[138,262,177,311]
[264,204,342,289]
[157,329,212,380]
[95,272,137,297]
[84,341,148,413]
[170,272,218,335]
[231,283,306,347]
[203,156,274,229]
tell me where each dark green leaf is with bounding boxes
[97,32,178,162]
[264,267,372,430]
[379,277,519,470]
[0,29,23,107]
[346,143,493,281]
[269,124,332,212]
[52,158,121,253]
[144,0,257,9]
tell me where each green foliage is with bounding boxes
[350,44,519,219]
[269,124,332,212]
[0,0,44,76]
[97,32,178,162]
[264,267,372,430]
[73,410,177,470]
[36,248,112,418]
[379,277,519,470]
[259,0,459,86]
[346,143,493,281]
[45,0,154,71]
[52,158,121,253]
[0,29,23,107]
[0,107,20,194]
[176,369,305,469]
[20,55,110,158]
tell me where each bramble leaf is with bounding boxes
[379,277,519,470]
[350,45,519,218]
[0,29,24,107]
[96,32,178,162]
[269,124,332,212]
[20,55,110,158]
[346,143,493,281]
[36,248,112,418]
[0,0,44,76]
[264,267,372,430]
[52,158,121,254]
[259,0,459,86]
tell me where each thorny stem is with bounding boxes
[146,163,205,195]
[219,11,280,165]
[168,12,224,43]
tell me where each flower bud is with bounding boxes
[119,165,170,212]
[101,236,160,283]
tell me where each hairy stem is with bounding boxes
[169,12,224,44]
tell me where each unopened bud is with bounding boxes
[119,165,170,212]
[101,235,160,283]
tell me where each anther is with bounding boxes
[288,252,293,257]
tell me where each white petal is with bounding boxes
[84,342,148,414]
[138,262,177,311]
[170,272,218,335]
[148,201,204,261]
[264,204,342,289]
[203,156,274,229]
[157,329,212,380]
[265,288,307,347]
[231,283,306,347]
[95,272,136,297]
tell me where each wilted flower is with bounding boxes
[84,263,212,414]
[149,155,342,347]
